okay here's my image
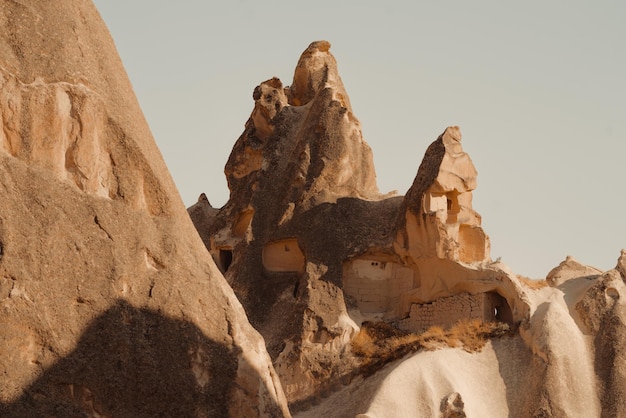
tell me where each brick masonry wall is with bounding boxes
[398,292,498,333]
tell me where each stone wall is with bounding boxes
[398,292,510,333]
[343,259,416,314]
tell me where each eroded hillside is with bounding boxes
[190,41,626,417]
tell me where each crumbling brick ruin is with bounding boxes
[399,292,514,333]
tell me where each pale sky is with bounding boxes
[93,1,625,279]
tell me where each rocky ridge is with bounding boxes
[190,41,626,417]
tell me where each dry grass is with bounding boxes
[352,319,511,376]
[518,275,549,289]
[351,321,410,358]
[448,319,503,352]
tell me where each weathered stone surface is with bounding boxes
[0,1,289,416]
[399,292,512,333]
[440,392,466,418]
[616,249,626,280]
[298,249,626,417]
[546,255,602,287]
[190,41,402,404]
[190,39,626,417]
[11,4,625,416]
[396,125,488,264]
[189,40,529,407]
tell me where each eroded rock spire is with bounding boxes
[190,42,528,408]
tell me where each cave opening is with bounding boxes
[488,292,514,325]
[219,249,233,273]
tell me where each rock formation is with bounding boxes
[189,40,529,408]
[0,1,289,417]
[1,3,623,414]
[191,40,626,417]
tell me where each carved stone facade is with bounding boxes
[343,258,417,315]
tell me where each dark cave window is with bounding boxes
[219,249,233,272]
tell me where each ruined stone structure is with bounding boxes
[399,292,513,333]
[189,40,626,417]
[342,258,416,315]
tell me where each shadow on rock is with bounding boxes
[0,300,238,417]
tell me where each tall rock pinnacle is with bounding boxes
[224,41,379,216]
[287,40,352,110]
[397,126,490,264]
[190,41,528,407]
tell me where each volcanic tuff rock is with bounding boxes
[189,40,529,407]
[2,3,622,414]
[191,40,626,417]
[0,1,289,417]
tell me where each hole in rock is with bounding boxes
[606,287,620,300]
[262,239,305,273]
[219,249,233,273]
[445,191,460,223]
[487,292,513,325]
[293,280,300,298]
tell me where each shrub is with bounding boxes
[352,318,511,375]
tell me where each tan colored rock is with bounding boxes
[616,249,626,280]
[223,40,379,215]
[0,1,289,416]
[546,255,602,287]
[579,268,626,417]
[189,41,529,408]
[191,41,398,404]
[298,252,626,417]
[190,39,626,418]
[396,126,488,264]
[288,40,352,110]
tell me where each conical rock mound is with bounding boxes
[190,42,529,407]
[0,1,289,416]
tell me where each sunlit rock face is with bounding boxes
[189,40,528,407]
[0,1,289,417]
[191,39,626,417]
[191,40,391,404]
[397,125,489,264]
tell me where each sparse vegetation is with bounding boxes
[518,275,549,289]
[352,319,511,376]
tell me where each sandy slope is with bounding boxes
[297,269,621,417]
[297,338,533,417]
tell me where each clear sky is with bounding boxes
[93,1,625,279]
